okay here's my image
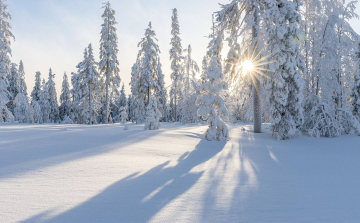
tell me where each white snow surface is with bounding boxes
[0,123,359,223]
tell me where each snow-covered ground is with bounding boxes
[0,123,359,223]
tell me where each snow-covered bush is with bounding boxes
[14,93,32,123]
[336,109,360,136]
[302,95,342,138]
[145,98,161,130]
[196,56,229,141]
[120,106,128,130]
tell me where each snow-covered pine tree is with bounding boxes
[31,71,41,104]
[14,92,32,123]
[352,43,360,119]
[0,0,14,123]
[18,60,27,96]
[155,57,167,121]
[145,97,161,130]
[129,60,143,123]
[13,61,32,123]
[169,8,183,122]
[76,44,102,125]
[47,68,59,123]
[263,0,305,140]
[196,55,229,141]
[31,72,42,123]
[179,44,199,123]
[131,22,163,124]
[39,79,51,123]
[70,71,80,123]
[99,1,121,124]
[7,63,19,113]
[59,72,72,122]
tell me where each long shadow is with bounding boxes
[0,123,181,178]
[41,139,226,223]
[200,125,360,222]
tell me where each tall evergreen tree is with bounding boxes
[39,79,51,123]
[155,57,167,121]
[59,72,72,122]
[0,0,14,123]
[13,61,32,123]
[47,68,59,123]
[196,56,229,141]
[7,63,19,113]
[264,0,305,140]
[76,44,102,125]
[18,60,27,96]
[179,44,199,123]
[131,22,163,123]
[99,2,121,124]
[31,71,41,104]
[169,8,183,122]
[31,72,42,123]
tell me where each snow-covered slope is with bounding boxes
[0,123,359,223]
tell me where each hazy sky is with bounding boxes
[7,0,360,97]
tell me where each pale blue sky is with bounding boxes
[7,0,360,96]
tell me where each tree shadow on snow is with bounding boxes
[40,139,226,223]
[0,123,181,179]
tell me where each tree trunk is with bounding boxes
[89,84,92,125]
[252,7,261,133]
[105,63,109,124]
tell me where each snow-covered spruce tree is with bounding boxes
[7,63,19,113]
[59,72,72,122]
[179,44,199,123]
[13,62,32,123]
[39,79,51,123]
[0,0,14,123]
[18,60,27,96]
[130,60,145,123]
[196,56,229,141]
[131,22,164,124]
[31,72,42,123]
[112,83,126,123]
[76,44,102,125]
[99,1,121,124]
[46,68,59,123]
[351,43,360,119]
[263,0,305,140]
[145,97,161,130]
[155,57,167,121]
[169,8,183,122]
[31,71,41,104]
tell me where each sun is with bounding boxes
[241,60,254,75]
